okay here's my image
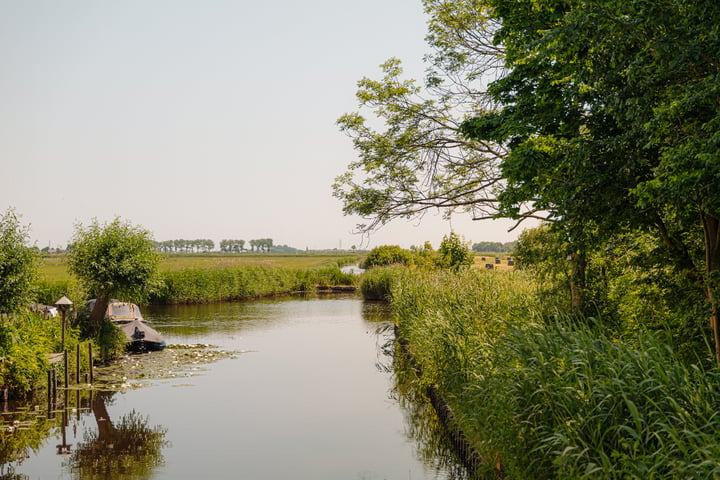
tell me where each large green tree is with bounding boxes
[67,218,159,328]
[336,0,720,357]
[461,0,720,357]
[0,208,38,314]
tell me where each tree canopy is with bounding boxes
[0,208,38,314]
[67,218,159,327]
[336,0,720,358]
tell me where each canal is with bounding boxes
[4,296,472,479]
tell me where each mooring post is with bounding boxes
[76,344,81,384]
[47,369,52,411]
[88,343,94,384]
[52,368,57,405]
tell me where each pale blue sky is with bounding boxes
[2,0,523,250]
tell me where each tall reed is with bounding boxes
[149,264,357,304]
[390,268,720,479]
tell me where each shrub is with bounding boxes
[0,311,74,396]
[436,232,473,271]
[360,245,414,269]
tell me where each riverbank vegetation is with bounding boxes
[340,1,720,476]
[35,252,360,305]
[378,266,720,479]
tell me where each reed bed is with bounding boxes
[149,264,357,304]
[36,256,358,306]
[389,268,720,479]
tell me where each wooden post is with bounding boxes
[88,343,94,384]
[63,350,69,388]
[47,369,52,411]
[52,368,57,404]
[76,344,81,384]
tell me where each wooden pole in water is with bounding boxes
[52,368,57,405]
[76,344,81,384]
[88,343,94,384]
[47,369,52,411]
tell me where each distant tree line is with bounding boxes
[248,238,273,252]
[471,241,516,253]
[220,238,276,253]
[155,239,214,253]
[219,239,245,253]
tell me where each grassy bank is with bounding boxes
[36,253,360,305]
[385,268,720,479]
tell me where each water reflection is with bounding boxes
[385,334,479,480]
[0,404,54,479]
[66,391,168,479]
[0,389,168,480]
[3,297,475,479]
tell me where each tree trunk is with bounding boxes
[90,294,109,329]
[702,213,720,364]
[569,250,587,316]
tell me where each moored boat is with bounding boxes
[87,300,167,352]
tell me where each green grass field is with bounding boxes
[39,253,362,282]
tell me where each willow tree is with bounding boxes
[67,218,159,330]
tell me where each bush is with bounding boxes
[436,232,473,271]
[360,245,414,269]
[95,319,126,363]
[0,311,77,396]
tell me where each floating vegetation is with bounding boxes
[91,344,245,390]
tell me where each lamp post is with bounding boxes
[54,296,73,350]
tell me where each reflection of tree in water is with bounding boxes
[67,391,168,479]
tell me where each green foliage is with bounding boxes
[34,279,87,307]
[472,241,515,253]
[149,264,358,304]
[156,238,214,253]
[0,208,38,314]
[359,266,405,301]
[334,47,505,234]
[0,311,75,396]
[95,319,127,363]
[67,217,160,305]
[513,224,573,311]
[436,232,473,271]
[392,269,720,478]
[360,245,414,269]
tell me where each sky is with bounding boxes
[1,0,528,251]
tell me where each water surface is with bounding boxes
[7,296,470,479]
